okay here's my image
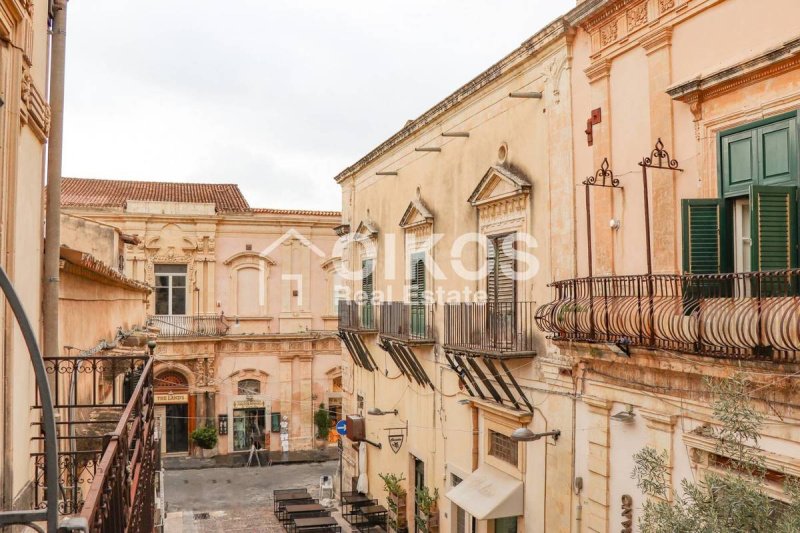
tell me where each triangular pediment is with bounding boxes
[468,165,532,207]
[354,220,379,239]
[399,198,434,229]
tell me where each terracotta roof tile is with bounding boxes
[61,178,250,213]
[251,208,341,217]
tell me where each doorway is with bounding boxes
[414,456,425,532]
[165,403,189,453]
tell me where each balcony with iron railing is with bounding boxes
[34,355,160,532]
[147,313,228,337]
[534,270,800,363]
[443,301,538,357]
[379,302,435,344]
[338,300,379,332]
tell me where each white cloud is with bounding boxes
[63,0,575,211]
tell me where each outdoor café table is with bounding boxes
[341,495,372,519]
[275,488,308,497]
[358,505,388,527]
[274,491,312,514]
[283,503,328,522]
[291,516,339,531]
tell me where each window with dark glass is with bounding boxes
[154,264,187,315]
[237,379,260,396]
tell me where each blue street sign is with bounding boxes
[336,420,347,436]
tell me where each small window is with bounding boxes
[271,412,281,433]
[238,379,260,396]
[494,516,518,533]
[489,430,518,466]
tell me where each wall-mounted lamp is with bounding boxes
[368,407,399,416]
[611,405,636,423]
[510,427,561,443]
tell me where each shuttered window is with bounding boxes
[681,199,724,274]
[487,234,516,304]
[361,259,374,328]
[410,252,426,336]
[750,186,798,271]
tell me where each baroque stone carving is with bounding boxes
[600,20,618,47]
[626,3,648,31]
[659,0,675,13]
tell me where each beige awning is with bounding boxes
[445,465,523,520]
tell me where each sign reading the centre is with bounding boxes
[234,399,265,409]
[154,392,188,404]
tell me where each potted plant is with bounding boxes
[314,403,332,448]
[190,425,218,458]
[414,486,439,533]
[379,472,408,532]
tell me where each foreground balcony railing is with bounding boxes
[338,300,378,332]
[148,313,228,337]
[535,271,800,362]
[33,355,155,521]
[379,302,435,343]
[73,357,158,532]
[443,302,538,357]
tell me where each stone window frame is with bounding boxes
[222,251,276,318]
[321,257,347,317]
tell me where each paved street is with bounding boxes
[163,461,344,532]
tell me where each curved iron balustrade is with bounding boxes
[0,266,59,532]
[535,270,800,362]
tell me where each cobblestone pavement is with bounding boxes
[163,460,347,532]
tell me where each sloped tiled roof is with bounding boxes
[61,178,251,213]
[252,208,341,217]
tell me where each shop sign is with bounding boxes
[154,392,188,404]
[234,399,265,409]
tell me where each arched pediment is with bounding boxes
[223,251,277,267]
[468,165,532,207]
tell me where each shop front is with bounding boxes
[230,397,269,452]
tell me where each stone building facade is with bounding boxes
[0,0,54,512]
[335,1,800,532]
[61,178,343,456]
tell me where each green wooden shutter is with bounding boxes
[410,252,426,336]
[361,258,374,328]
[681,199,723,274]
[750,185,798,271]
[487,234,516,304]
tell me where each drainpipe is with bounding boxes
[43,0,68,358]
[471,405,478,471]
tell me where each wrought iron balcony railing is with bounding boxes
[148,313,228,337]
[338,300,378,332]
[77,356,159,532]
[443,302,538,357]
[379,302,435,343]
[33,355,160,531]
[534,271,800,362]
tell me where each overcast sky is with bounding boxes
[62,0,574,211]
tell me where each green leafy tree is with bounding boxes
[314,403,331,440]
[632,374,800,533]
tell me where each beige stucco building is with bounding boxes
[534,0,800,532]
[336,1,800,533]
[0,0,55,513]
[61,178,344,457]
[334,14,577,533]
